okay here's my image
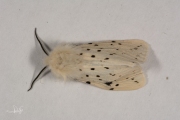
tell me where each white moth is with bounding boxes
[28,28,149,91]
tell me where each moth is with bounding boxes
[28,28,149,91]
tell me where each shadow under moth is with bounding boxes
[28,28,149,91]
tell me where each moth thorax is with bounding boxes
[45,51,66,77]
[45,47,83,79]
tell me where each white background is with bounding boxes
[1,0,180,120]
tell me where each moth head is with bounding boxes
[28,28,52,91]
[45,49,65,78]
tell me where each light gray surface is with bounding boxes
[1,0,180,120]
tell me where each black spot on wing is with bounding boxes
[110,53,116,55]
[91,55,95,58]
[110,88,114,90]
[112,74,116,76]
[91,68,95,70]
[86,81,91,84]
[104,67,109,69]
[109,73,115,76]
[96,75,100,77]
[105,82,112,86]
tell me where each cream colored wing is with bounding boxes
[74,40,148,90]
[76,39,149,63]
[77,65,146,91]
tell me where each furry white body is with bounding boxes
[45,40,148,91]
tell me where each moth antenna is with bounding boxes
[42,69,51,77]
[34,28,51,55]
[28,66,48,91]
